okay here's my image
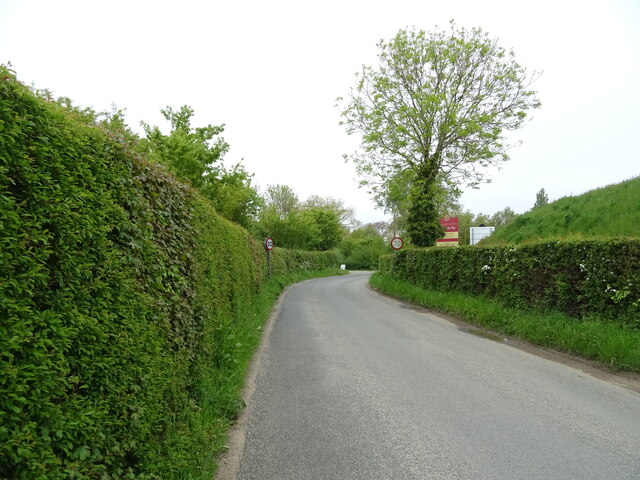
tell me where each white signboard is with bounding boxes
[470,227,495,245]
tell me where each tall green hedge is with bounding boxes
[0,67,338,479]
[381,241,640,327]
[270,247,340,275]
[1,65,207,479]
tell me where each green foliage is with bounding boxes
[252,185,346,251]
[370,273,640,371]
[0,67,339,479]
[451,211,474,246]
[252,184,303,248]
[1,66,183,479]
[406,181,444,247]
[300,207,344,251]
[302,195,357,230]
[141,105,260,227]
[533,187,549,209]
[202,163,262,228]
[483,177,640,245]
[378,253,395,274]
[488,207,519,229]
[377,168,462,236]
[340,223,392,269]
[270,248,340,275]
[262,184,299,219]
[380,240,640,328]
[141,105,227,188]
[252,206,311,250]
[338,21,540,218]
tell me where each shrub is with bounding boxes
[1,66,339,479]
[381,240,640,327]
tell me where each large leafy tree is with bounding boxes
[141,105,260,227]
[263,184,300,219]
[490,206,518,228]
[302,195,357,230]
[301,207,344,251]
[252,185,305,248]
[141,106,228,188]
[202,163,262,227]
[338,22,540,246]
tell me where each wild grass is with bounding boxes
[484,176,640,245]
[370,272,640,372]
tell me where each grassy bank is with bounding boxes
[483,176,640,245]
[370,273,640,372]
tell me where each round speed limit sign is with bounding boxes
[264,237,274,251]
[391,237,404,250]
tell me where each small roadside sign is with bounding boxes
[264,238,274,278]
[391,237,404,250]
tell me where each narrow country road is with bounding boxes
[217,272,640,479]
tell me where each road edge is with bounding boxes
[214,282,293,480]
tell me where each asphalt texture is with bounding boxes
[218,272,640,479]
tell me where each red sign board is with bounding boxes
[439,216,459,232]
[436,217,459,247]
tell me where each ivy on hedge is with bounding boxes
[380,240,640,327]
[1,67,339,479]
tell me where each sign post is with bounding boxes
[264,237,274,278]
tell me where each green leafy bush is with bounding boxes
[0,65,204,479]
[380,240,640,327]
[341,236,391,270]
[270,248,340,274]
[1,66,338,479]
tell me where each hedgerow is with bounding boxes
[270,248,340,275]
[0,64,204,479]
[0,66,338,479]
[380,240,640,327]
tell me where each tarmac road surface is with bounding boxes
[217,272,640,480]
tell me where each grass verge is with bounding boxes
[370,272,640,372]
[192,268,346,479]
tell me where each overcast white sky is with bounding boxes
[1,0,638,224]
